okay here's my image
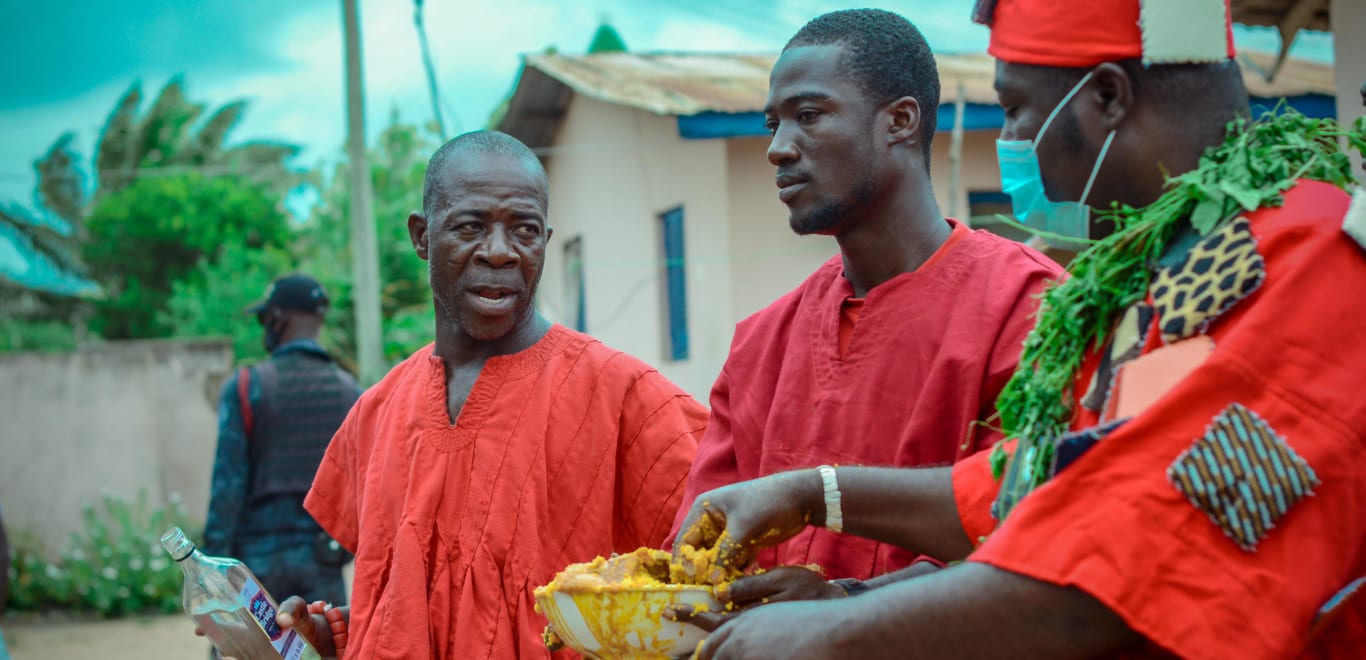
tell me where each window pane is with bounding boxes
[660,207,688,361]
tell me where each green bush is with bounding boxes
[6,490,201,617]
[0,317,80,353]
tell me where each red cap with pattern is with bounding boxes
[972,0,1235,68]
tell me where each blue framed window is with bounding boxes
[563,236,586,332]
[659,206,689,361]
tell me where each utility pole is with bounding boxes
[413,0,447,137]
[341,0,384,385]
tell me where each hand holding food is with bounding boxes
[671,469,825,581]
[667,565,841,633]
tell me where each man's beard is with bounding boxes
[430,260,536,342]
[790,177,877,236]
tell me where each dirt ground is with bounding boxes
[3,615,209,660]
[2,564,350,659]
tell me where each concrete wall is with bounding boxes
[537,97,735,399]
[0,339,232,553]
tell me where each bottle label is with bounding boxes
[240,577,307,660]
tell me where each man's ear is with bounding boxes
[886,95,923,149]
[545,225,554,243]
[408,211,430,261]
[1086,62,1134,134]
[265,307,288,333]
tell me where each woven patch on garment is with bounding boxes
[1051,418,1130,477]
[1151,216,1265,344]
[1168,403,1319,551]
[1081,303,1154,413]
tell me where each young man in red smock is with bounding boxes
[668,1,1366,658]
[273,131,706,659]
[668,8,1061,602]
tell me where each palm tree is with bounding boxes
[3,75,300,328]
[0,134,94,296]
[92,77,300,199]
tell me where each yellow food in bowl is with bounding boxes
[535,548,731,659]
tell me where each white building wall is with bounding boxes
[1333,0,1365,173]
[723,137,838,325]
[537,97,734,399]
[536,96,1007,400]
[722,131,1004,326]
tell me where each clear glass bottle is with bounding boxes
[161,527,322,660]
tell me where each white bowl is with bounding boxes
[537,584,721,659]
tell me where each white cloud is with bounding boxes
[650,18,778,52]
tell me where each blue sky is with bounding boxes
[0,0,1334,216]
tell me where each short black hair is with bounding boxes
[1038,59,1249,142]
[422,130,548,215]
[785,9,941,165]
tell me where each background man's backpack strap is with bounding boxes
[237,366,254,437]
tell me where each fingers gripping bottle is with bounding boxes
[161,527,321,660]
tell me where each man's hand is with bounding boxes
[276,597,339,657]
[673,470,824,578]
[691,600,859,660]
[669,566,845,632]
[194,596,346,659]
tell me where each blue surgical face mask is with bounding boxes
[996,71,1116,249]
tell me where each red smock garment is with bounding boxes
[304,325,705,659]
[953,181,1366,658]
[672,219,1062,578]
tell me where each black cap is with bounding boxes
[246,274,329,315]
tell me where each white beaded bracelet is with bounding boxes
[817,465,843,533]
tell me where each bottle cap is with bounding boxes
[160,527,195,562]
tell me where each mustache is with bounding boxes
[426,261,528,293]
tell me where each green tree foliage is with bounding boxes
[0,312,80,353]
[83,174,291,339]
[6,490,200,617]
[2,76,303,353]
[0,136,92,293]
[94,77,300,200]
[298,112,437,364]
[587,23,628,53]
[35,133,87,227]
[160,241,295,365]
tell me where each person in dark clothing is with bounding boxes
[203,273,360,605]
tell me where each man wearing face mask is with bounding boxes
[673,0,1366,658]
[204,274,360,610]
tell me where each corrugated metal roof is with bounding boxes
[499,50,1336,148]
[518,52,774,116]
[517,51,1009,118]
